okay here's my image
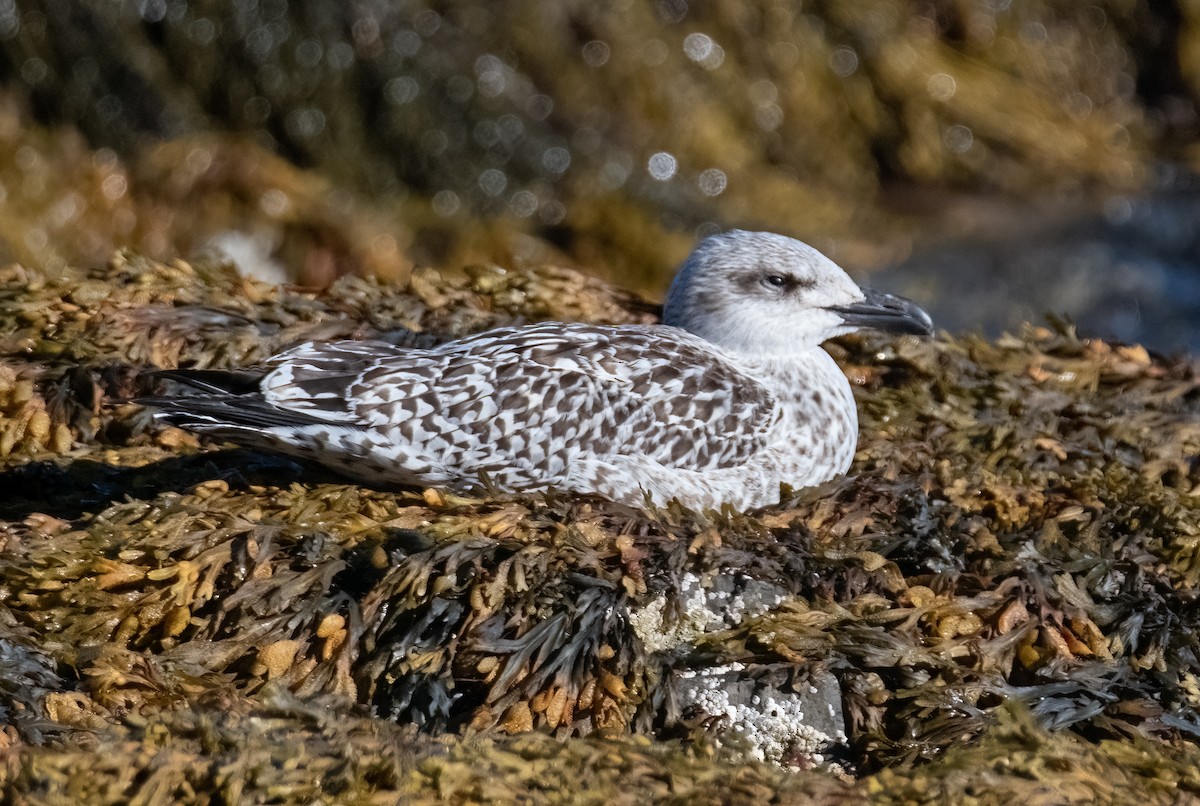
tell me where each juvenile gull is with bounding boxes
[143,230,932,510]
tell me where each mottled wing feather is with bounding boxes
[258,323,777,477]
[261,341,414,422]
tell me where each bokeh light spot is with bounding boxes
[829,46,859,77]
[648,152,677,180]
[698,168,727,196]
[927,73,956,101]
[432,190,460,216]
[582,40,610,67]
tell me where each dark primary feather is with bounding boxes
[139,393,336,430]
[149,368,267,395]
[140,367,331,432]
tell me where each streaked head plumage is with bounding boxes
[662,230,931,355]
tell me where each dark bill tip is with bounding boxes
[830,288,934,336]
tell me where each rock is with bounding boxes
[675,664,847,768]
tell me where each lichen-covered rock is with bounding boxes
[674,664,847,767]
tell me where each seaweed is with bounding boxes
[1,253,1199,801]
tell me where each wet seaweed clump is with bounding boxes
[0,251,1199,803]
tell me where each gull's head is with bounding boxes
[662,230,932,356]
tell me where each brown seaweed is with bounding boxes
[1,254,1199,802]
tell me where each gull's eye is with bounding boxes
[763,274,788,289]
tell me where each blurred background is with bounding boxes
[1,0,1198,350]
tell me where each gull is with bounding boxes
[142,230,932,510]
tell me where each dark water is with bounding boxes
[874,180,1200,354]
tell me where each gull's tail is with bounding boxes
[137,368,333,437]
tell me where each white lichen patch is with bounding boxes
[628,572,787,653]
[676,665,847,767]
[628,572,711,652]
